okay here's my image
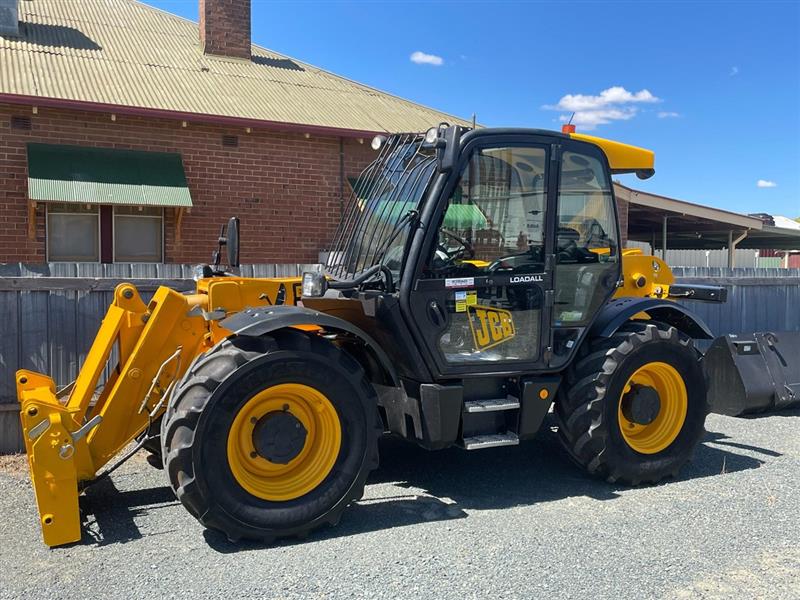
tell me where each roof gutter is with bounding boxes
[0,93,383,139]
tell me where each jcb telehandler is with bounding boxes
[16,124,799,547]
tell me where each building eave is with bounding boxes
[0,93,383,139]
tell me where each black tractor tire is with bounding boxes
[555,321,708,485]
[161,329,381,543]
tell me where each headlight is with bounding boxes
[371,135,387,150]
[424,126,438,145]
[192,264,207,281]
[301,271,327,297]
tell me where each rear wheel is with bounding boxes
[162,330,380,542]
[555,321,708,484]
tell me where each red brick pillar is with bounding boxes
[199,0,251,60]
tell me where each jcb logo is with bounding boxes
[468,305,516,351]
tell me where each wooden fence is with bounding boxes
[1,264,799,453]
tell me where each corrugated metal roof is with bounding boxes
[27,143,192,207]
[0,0,469,133]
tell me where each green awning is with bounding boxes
[443,204,488,230]
[371,199,488,230]
[27,143,192,207]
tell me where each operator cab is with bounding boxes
[303,125,654,382]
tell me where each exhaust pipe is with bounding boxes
[704,332,800,416]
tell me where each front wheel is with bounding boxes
[161,330,380,542]
[555,321,708,485]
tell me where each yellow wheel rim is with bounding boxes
[227,383,341,501]
[617,362,688,454]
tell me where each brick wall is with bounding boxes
[617,197,629,246]
[199,0,251,60]
[0,103,377,264]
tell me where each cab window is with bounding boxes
[425,146,548,278]
[553,149,619,325]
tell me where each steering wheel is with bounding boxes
[486,245,545,274]
[437,228,475,262]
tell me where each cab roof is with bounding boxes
[459,127,655,179]
[570,132,655,179]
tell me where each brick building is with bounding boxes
[0,0,468,264]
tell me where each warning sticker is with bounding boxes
[454,290,467,312]
[445,277,474,289]
[454,289,477,313]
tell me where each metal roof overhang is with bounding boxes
[616,183,800,250]
[27,143,192,207]
[2,94,383,140]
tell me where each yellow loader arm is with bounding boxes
[17,276,299,547]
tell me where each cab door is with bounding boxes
[405,137,556,377]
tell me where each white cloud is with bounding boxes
[658,111,680,119]
[559,108,638,129]
[547,87,659,112]
[756,179,777,188]
[542,86,660,130]
[410,51,443,66]
[730,66,739,77]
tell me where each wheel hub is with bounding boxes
[227,383,342,501]
[617,361,689,454]
[621,384,661,425]
[252,410,308,464]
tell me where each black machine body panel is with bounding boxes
[590,296,715,340]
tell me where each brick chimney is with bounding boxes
[0,0,20,37]
[199,0,251,60]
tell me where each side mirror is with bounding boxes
[226,217,240,268]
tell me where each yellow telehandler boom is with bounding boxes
[17,276,300,546]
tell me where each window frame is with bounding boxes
[555,147,620,262]
[44,203,165,263]
[550,138,622,328]
[45,203,102,263]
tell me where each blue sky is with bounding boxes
[151,0,799,217]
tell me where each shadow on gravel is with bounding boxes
[740,406,800,420]
[681,430,777,479]
[75,418,780,551]
[202,422,779,554]
[80,478,179,546]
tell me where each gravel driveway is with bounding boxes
[1,410,798,599]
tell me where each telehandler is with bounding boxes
[16,124,799,547]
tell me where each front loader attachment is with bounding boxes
[704,332,800,417]
[16,283,210,547]
[16,273,301,547]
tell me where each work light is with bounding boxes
[301,271,327,297]
[424,126,438,145]
[371,135,387,150]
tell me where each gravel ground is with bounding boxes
[1,410,798,599]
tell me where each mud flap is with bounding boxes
[704,332,800,416]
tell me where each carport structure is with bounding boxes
[615,183,800,267]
